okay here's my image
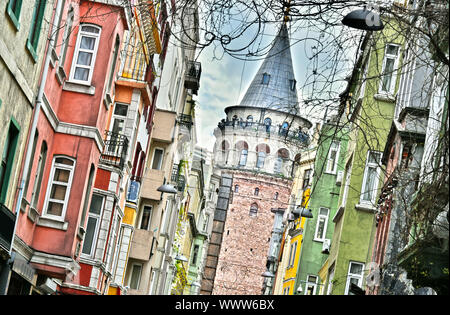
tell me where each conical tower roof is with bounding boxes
[239,23,299,114]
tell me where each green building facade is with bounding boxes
[294,121,349,295]
[321,24,405,295]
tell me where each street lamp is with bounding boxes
[342,8,384,31]
[262,270,275,278]
[175,254,188,262]
[157,184,178,194]
[293,206,314,219]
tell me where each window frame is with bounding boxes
[239,149,248,166]
[129,263,143,290]
[288,241,298,268]
[304,275,318,295]
[6,0,23,30]
[42,156,76,221]
[81,193,105,257]
[360,151,382,205]
[378,43,401,95]
[344,261,365,295]
[151,147,164,170]
[26,0,47,61]
[313,207,330,242]
[262,73,271,85]
[139,205,153,230]
[325,141,340,174]
[69,24,102,85]
[249,203,258,217]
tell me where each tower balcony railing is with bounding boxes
[100,131,129,170]
[217,120,310,145]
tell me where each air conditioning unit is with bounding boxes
[336,171,344,186]
[322,239,331,254]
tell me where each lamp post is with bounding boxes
[342,7,384,31]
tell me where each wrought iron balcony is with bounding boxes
[0,202,15,254]
[170,163,186,192]
[177,114,193,130]
[184,61,201,94]
[100,131,129,170]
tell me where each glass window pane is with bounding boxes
[81,25,100,34]
[152,149,163,170]
[140,206,151,230]
[319,208,329,216]
[130,265,142,289]
[53,168,70,182]
[80,36,96,50]
[114,104,128,116]
[363,166,377,201]
[82,216,98,254]
[47,201,63,216]
[386,45,399,56]
[50,184,67,201]
[74,67,89,81]
[55,158,73,165]
[77,51,93,66]
[89,194,103,215]
[350,263,363,275]
[316,217,326,239]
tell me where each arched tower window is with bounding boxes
[249,203,258,217]
[254,188,259,196]
[262,73,270,85]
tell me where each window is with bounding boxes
[42,157,76,220]
[249,203,258,217]
[111,103,128,133]
[280,122,289,136]
[69,24,101,84]
[30,141,47,209]
[340,160,352,209]
[288,241,297,268]
[0,120,20,203]
[302,169,312,189]
[6,0,23,30]
[202,214,209,232]
[239,149,248,166]
[345,262,365,295]
[59,7,74,70]
[80,165,95,227]
[254,188,259,196]
[314,208,330,241]
[234,185,239,193]
[274,192,278,200]
[191,244,199,265]
[262,73,270,85]
[379,44,400,94]
[106,36,120,95]
[140,206,152,230]
[274,156,283,174]
[246,115,253,127]
[264,118,272,132]
[81,194,104,256]
[326,141,340,174]
[305,275,318,295]
[151,148,164,170]
[327,265,335,295]
[289,79,296,91]
[283,286,290,295]
[256,152,266,168]
[27,1,47,60]
[129,263,143,290]
[360,151,382,204]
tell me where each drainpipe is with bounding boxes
[9,0,63,257]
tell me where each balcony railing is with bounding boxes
[100,131,129,170]
[184,61,201,94]
[178,114,193,130]
[218,120,310,146]
[171,163,186,192]
[0,203,15,253]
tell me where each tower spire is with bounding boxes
[238,21,299,114]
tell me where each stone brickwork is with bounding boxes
[212,171,292,295]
